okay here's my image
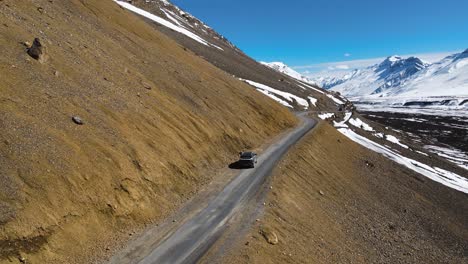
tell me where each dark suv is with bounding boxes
[238,151,258,168]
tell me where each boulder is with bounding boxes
[27,38,47,63]
[260,227,278,245]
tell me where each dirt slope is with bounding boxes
[126,0,327,109]
[0,0,297,263]
[222,122,468,264]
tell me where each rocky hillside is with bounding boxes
[0,0,299,263]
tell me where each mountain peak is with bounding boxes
[262,61,316,85]
[386,55,402,62]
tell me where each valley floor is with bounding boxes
[220,121,468,264]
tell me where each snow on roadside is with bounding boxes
[425,145,468,170]
[318,113,335,120]
[241,79,309,109]
[338,128,468,194]
[349,118,374,131]
[385,135,409,149]
[115,1,222,50]
[326,94,345,105]
[333,112,352,128]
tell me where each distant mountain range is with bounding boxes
[311,50,468,99]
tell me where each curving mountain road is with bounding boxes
[109,114,316,264]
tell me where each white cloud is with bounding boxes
[344,53,351,57]
[328,64,350,70]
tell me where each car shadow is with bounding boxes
[228,161,245,170]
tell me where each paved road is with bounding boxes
[111,114,316,264]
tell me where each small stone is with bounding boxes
[54,70,59,77]
[22,41,31,47]
[319,190,324,196]
[172,219,176,223]
[72,116,84,125]
[255,219,260,222]
[19,256,26,263]
[105,246,110,251]
[142,82,152,90]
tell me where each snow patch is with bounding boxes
[318,113,335,120]
[241,79,309,109]
[115,1,222,50]
[338,128,468,194]
[308,97,318,107]
[349,118,374,131]
[385,135,409,149]
[425,145,468,170]
[333,112,352,128]
[326,94,345,105]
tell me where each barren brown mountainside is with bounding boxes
[126,0,323,106]
[0,0,298,263]
[221,122,468,264]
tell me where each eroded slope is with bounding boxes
[0,0,297,262]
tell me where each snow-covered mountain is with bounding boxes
[313,50,468,99]
[314,56,430,97]
[261,62,317,85]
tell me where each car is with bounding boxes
[238,151,258,168]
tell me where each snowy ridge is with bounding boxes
[313,50,468,99]
[261,62,317,85]
[312,50,468,113]
[115,1,223,50]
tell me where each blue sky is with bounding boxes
[171,0,468,73]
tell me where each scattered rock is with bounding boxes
[27,38,48,63]
[319,190,325,196]
[72,116,84,125]
[365,160,375,168]
[54,70,60,77]
[172,219,176,223]
[22,41,31,48]
[142,82,152,90]
[105,246,110,251]
[260,227,278,245]
[19,256,26,263]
